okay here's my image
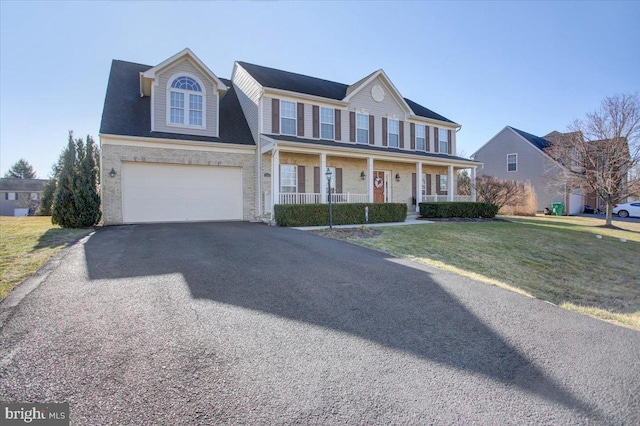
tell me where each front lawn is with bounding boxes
[0,217,92,300]
[338,215,640,329]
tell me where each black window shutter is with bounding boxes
[335,109,341,141]
[369,115,375,145]
[298,166,305,193]
[399,121,404,149]
[434,127,439,152]
[272,99,280,133]
[297,103,304,137]
[336,168,343,193]
[312,105,319,138]
[448,129,453,154]
[410,123,415,150]
[382,117,388,147]
[349,111,356,142]
[426,126,430,151]
[412,173,416,204]
[314,167,320,193]
[427,174,432,195]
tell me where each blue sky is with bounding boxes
[1,1,638,177]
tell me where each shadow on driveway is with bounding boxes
[83,222,598,419]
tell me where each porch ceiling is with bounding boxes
[261,134,481,168]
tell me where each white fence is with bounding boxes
[421,195,473,202]
[278,193,369,205]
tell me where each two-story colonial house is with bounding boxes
[100,49,480,224]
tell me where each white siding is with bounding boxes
[153,59,218,137]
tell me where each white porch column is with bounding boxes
[448,165,454,201]
[320,153,327,203]
[367,157,374,203]
[272,149,280,207]
[471,166,477,202]
[416,162,423,212]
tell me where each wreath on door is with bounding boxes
[374,176,384,189]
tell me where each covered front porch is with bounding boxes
[259,139,479,218]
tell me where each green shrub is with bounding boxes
[274,203,407,227]
[419,202,498,218]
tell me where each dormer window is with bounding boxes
[168,76,205,128]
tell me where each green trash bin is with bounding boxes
[551,202,565,216]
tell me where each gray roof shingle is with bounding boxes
[0,178,49,191]
[238,61,455,124]
[510,127,550,150]
[100,60,254,145]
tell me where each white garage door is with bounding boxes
[569,191,584,215]
[121,162,243,223]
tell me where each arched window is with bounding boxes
[169,76,204,127]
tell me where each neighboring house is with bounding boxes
[99,48,481,224]
[471,126,584,214]
[0,178,48,216]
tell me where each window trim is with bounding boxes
[507,153,518,172]
[439,175,448,194]
[5,192,16,201]
[356,112,369,144]
[166,73,207,130]
[320,106,335,140]
[280,100,297,136]
[280,164,298,193]
[439,128,449,153]
[388,118,399,148]
[415,124,426,151]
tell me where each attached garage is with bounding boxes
[121,162,243,223]
[568,190,584,215]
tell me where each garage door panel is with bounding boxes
[122,163,242,223]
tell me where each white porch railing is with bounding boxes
[278,193,369,205]
[330,193,369,203]
[279,193,322,205]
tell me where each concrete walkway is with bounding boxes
[292,215,433,230]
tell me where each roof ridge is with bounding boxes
[237,61,349,87]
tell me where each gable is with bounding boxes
[348,76,407,118]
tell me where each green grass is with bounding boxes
[347,215,640,329]
[0,217,92,300]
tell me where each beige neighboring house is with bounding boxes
[471,126,584,214]
[99,48,481,224]
[0,178,48,216]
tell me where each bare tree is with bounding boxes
[475,175,527,210]
[546,93,640,226]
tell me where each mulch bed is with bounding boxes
[310,228,381,240]
[419,217,508,222]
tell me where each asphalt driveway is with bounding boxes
[1,222,638,424]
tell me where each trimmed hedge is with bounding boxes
[419,202,499,218]
[274,203,407,227]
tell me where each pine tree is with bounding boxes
[4,158,36,179]
[52,132,80,227]
[37,178,56,216]
[74,135,101,226]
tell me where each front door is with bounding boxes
[373,171,385,203]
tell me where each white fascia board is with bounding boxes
[262,87,347,108]
[271,139,481,167]
[142,48,228,92]
[409,115,461,129]
[100,134,256,154]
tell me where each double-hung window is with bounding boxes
[507,153,518,172]
[439,175,448,194]
[416,125,426,151]
[169,76,204,127]
[356,113,369,144]
[30,192,38,201]
[388,119,399,148]
[280,165,297,193]
[320,107,334,140]
[439,128,449,153]
[5,192,16,201]
[280,101,297,135]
